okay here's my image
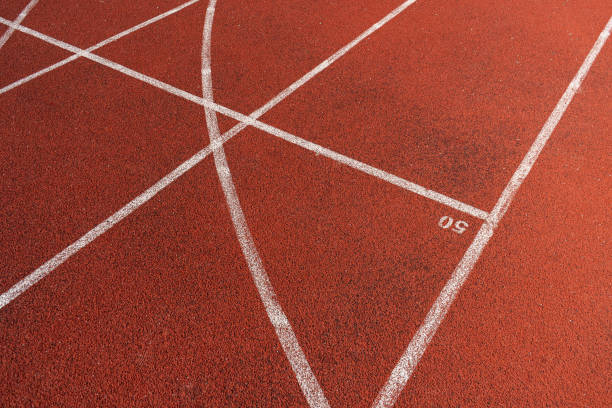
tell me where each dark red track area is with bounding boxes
[0,160,310,406]
[260,0,610,209]
[0,0,610,407]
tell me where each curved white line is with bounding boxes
[201,1,329,407]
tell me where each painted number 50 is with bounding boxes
[438,216,468,234]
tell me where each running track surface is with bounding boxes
[0,1,610,406]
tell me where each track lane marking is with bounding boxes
[0,2,608,405]
[228,0,418,128]
[192,0,487,220]
[0,0,38,50]
[0,14,487,220]
[0,138,221,309]
[202,1,329,406]
[0,0,200,95]
[372,16,612,408]
[0,2,487,311]
[263,130,488,220]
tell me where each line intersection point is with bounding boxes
[0,0,486,311]
[373,15,612,408]
[3,4,605,407]
[0,0,200,95]
[0,0,38,50]
[202,1,329,406]
[0,7,483,219]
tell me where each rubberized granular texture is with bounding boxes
[0,0,610,406]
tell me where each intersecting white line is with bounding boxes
[0,14,487,220]
[0,1,607,406]
[0,0,39,50]
[0,0,434,312]
[202,1,330,406]
[265,131,488,219]
[189,0,487,220]
[0,0,200,95]
[372,15,612,408]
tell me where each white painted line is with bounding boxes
[0,132,234,310]
[201,0,482,220]
[263,129,489,220]
[0,0,200,95]
[202,1,329,407]
[0,15,219,105]
[0,12,487,221]
[88,0,200,51]
[0,16,486,220]
[372,16,612,408]
[236,0,418,124]
[196,0,486,221]
[0,0,38,50]
[0,52,80,94]
[0,0,483,315]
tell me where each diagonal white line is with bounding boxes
[192,0,487,222]
[372,15,612,408]
[0,0,200,95]
[0,14,486,220]
[234,0,418,124]
[0,0,483,314]
[0,133,233,310]
[0,0,39,50]
[261,129,488,220]
[1,2,607,406]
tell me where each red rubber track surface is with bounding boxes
[0,31,71,89]
[16,0,190,48]
[0,58,210,293]
[0,0,610,406]
[260,0,610,209]
[0,159,310,406]
[223,128,480,406]
[400,40,612,407]
[0,0,31,21]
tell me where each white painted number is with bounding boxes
[438,216,469,235]
[438,216,453,229]
[453,220,469,234]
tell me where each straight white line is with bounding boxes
[235,0,418,125]
[372,15,612,408]
[0,0,200,95]
[0,0,483,311]
[0,0,430,310]
[0,0,38,50]
[0,17,486,219]
[193,0,486,221]
[0,0,437,313]
[0,15,237,111]
[0,133,234,310]
[202,1,329,407]
[264,130,488,220]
